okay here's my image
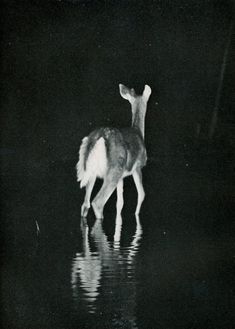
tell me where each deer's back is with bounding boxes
[85,127,146,176]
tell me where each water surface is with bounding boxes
[1,159,235,329]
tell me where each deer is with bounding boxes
[76,84,152,219]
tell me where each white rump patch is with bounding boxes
[76,136,89,184]
[77,137,107,188]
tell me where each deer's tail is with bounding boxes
[76,135,107,188]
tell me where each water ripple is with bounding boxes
[71,214,142,326]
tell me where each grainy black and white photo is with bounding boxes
[1,1,234,328]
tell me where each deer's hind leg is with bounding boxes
[81,176,96,217]
[92,169,123,219]
[133,168,145,215]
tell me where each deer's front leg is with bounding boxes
[116,179,124,215]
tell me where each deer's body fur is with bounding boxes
[77,127,147,185]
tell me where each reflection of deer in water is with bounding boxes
[71,215,142,316]
[76,84,151,219]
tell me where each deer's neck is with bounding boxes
[131,101,146,139]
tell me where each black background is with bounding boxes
[1,1,235,329]
[1,0,234,166]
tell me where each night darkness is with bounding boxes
[1,1,235,329]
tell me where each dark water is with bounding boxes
[1,156,235,329]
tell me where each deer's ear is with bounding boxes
[143,85,152,102]
[119,84,135,103]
